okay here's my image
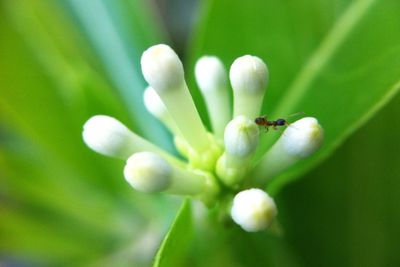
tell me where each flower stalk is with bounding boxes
[143,86,182,137]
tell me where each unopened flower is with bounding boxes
[124,152,218,203]
[281,117,324,158]
[141,44,209,152]
[124,152,172,193]
[195,56,230,138]
[231,188,277,232]
[253,117,324,183]
[216,115,259,187]
[83,44,323,231]
[224,115,259,157]
[83,115,159,160]
[230,55,269,118]
[141,44,184,93]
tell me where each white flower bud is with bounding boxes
[195,56,227,93]
[224,116,259,158]
[83,115,182,165]
[230,55,268,95]
[231,188,277,232]
[216,116,259,187]
[124,152,172,193]
[83,115,136,159]
[280,117,324,158]
[195,56,231,138]
[141,45,211,154]
[141,44,184,93]
[230,55,269,118]
[253,117,324,183]
[124,152,219,201]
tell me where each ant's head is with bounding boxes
[255,117,265,125]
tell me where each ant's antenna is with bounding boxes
[283,112,305,131]
[286,111,305,118]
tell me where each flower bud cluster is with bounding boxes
[82,44,324,232]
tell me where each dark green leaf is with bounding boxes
[278,93,400,267]
[189,0,400,193]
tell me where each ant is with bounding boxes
[254,112,304,132]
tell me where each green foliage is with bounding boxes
[0,1,178,266]
[189,0,400,195]
[1,0,400,266]
[278,94,400,267]
[154,200,193,267]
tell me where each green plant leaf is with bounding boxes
[188,216,301,267]
[66,0,172,149]
[1,1,133,190]
[0,1,178,266]
[278,93,400,267]
[189,0,400,194]
[153,199,193,267]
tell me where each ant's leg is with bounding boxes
[264,126,269,133]
[273,126,277,130]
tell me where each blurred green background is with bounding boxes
[1,0,400,266]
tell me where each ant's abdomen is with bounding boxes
[275,119,286,126]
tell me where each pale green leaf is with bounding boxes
[153,200,193,267]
